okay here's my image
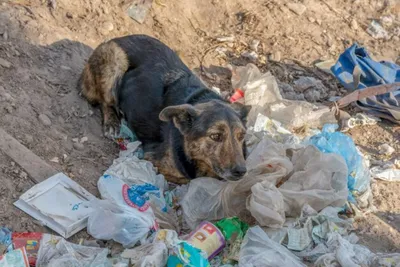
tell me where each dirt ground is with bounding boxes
[0,0,399,258]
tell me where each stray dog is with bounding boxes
[79,35,250,183]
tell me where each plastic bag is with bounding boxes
[87,199,156,248]
[307,124,371,205]
[182,138,292,228]
[36,234,109,267]
[182,137,348,228]
[279,146,348,217]
[246,181,285,228]
[121,242,168,267]
[239,226,306,267]
[103,156,179,231]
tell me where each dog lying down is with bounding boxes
[79,34,251,184]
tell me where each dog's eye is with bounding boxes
[210,133,222,142]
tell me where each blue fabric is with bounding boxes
[331,44,400,122]
[331,43,400,90]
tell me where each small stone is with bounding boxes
[287,3,307,16]
[78,169,83,175]
[216,35,235,42]
[63,154,68,160]
[80,136,88,143]
[0,58,11,68]
[269,51,281,62]
[350,19,359,30]
[3,31,8,41]
[50,157,59,163]
[72,138,79,143]
[308,17,315,23]
[316,19,322,25]
[249,39,260,52]
[241,51,258,61]
[381,15,394,27]
[38,114,52,126]
[20,171,28,179]
[387,215,394,221]
[66,12,73,19]
[73,142,85,151]
[99,21,114,35]
[88,110,94,116]
[60,65,71,70]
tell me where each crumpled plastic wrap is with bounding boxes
[181,137,348,229]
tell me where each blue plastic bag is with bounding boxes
[307,124,370,202]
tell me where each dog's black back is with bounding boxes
[115,35,223,143]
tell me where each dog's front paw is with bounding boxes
[103,123,118,140]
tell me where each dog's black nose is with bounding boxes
[232,166,247,177]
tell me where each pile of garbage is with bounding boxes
[2,44,400,267]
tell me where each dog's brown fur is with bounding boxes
[79,41,128,136]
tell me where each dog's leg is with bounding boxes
[101,103,119,139]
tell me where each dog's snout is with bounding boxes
[231,165,247,177]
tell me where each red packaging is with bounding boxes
[12,232,43,266]
[229,89,244,103]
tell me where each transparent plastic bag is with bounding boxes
[239,226,306,267]
[246,181,285,228]
[36,234,109,267]
[87,199,156,248]
[182,138,348,228]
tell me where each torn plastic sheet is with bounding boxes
[36,234,109,267]
[239,226,306,267]
[14,173,97,239]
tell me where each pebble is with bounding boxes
[308,17,315,23]
[73,142,85,151]
[316,19,322,25]
[80,136,88,143]
[241,51,258,61]
[99,21,114,35]
[287,3,307,16]
[350,19,359,30]
[216,35,235,42]
[387,215,394,221]
[38,114,52,126]
[50,157,59,163]
[249,39,260,52]
[0,57,11,68]
[380,15,394,27]
[66,12,73,19]
[269,51,281,62]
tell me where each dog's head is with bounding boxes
[159,100,251,181]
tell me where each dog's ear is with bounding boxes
[231,102,251,121]
[159,104,198,133]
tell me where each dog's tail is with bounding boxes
[78,41,129,106]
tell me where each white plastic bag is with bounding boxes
[103,156,179,231]
[36,234,109,267]
[182,138,292,228]
[279,146,348,217]
[246,181,285,228]
[239,226,306,267]
[182,137,348,229]
[87,199,156,248]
